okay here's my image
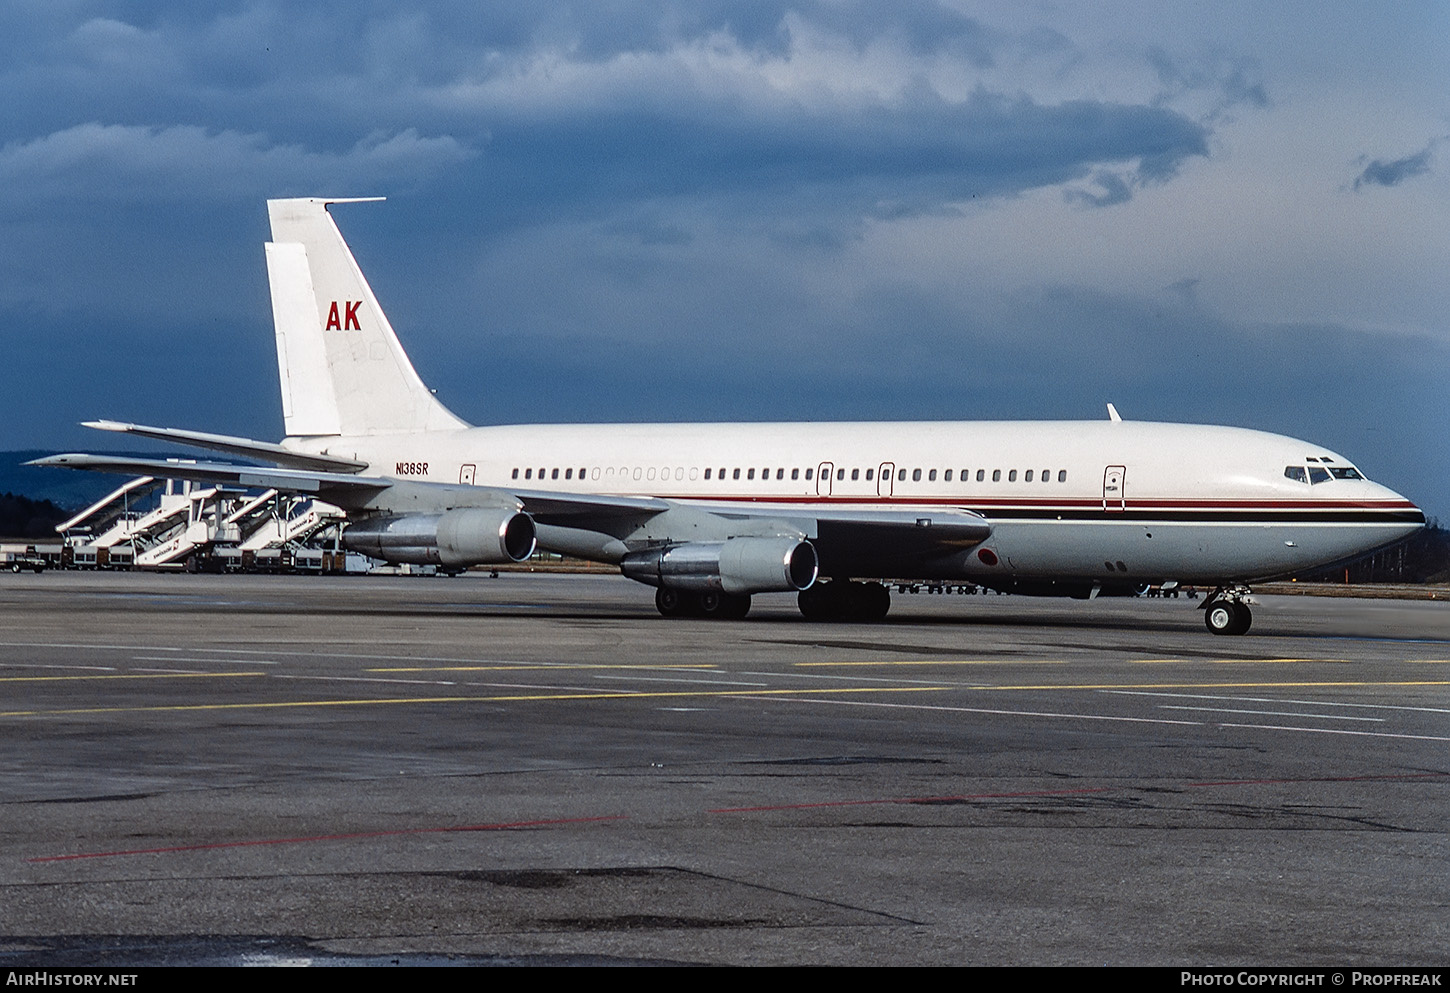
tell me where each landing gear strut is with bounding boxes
[797,580,891,622]
[1202,586,1252,636]
[655,587,751,619]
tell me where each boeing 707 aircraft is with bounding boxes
[35,198,1425,634]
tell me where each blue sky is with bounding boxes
[2,2,1446,516]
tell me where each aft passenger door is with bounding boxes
[1103,465,1126,512]
[877,462,895,498]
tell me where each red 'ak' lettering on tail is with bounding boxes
[325,301,362,331]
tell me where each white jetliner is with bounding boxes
[35,198,1424,634]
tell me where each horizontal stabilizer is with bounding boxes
[83,420,367,473]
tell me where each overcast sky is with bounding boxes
[2,2,1446,516]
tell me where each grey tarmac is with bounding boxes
[0,571,1446,966]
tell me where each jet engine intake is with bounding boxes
[621,537,818,594]
[343,508,536,566]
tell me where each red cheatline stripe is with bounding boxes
[27,815,625,863]
[652,495,1416,510]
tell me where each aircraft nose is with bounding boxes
[1376,482,1426,526]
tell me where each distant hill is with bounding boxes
[0,492,71,540]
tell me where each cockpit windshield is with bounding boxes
[1284,464,1364,484]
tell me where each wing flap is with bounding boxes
[28,454,378,495]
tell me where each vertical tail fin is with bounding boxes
[265,197,468,438]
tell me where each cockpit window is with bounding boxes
[1287,464,1362,484]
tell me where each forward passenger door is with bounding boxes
[1103,465,1126,512]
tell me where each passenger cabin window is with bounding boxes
[977,470,985,482]
[928,469,937,481]
[512,468,519,479]
[865,468,873,481]
[1024,470,1033,482]
[944,470,952,481]
[1058,470,1067,482]
[1008,470,1017,482]
[912,469,921,482]
[792,468,800,480]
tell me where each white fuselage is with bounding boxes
[293,419,1422,587]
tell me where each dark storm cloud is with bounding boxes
[0,124,473,207]
[458,89,1208,232]
[0,1,1208,225]
[1353,141,1437,190]
[1063,169,1133,208]
[1145,47,1269,121]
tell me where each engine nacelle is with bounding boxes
[621,537,818,594]
[343,508,536,566]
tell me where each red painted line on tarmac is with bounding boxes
[710,787,1114,813]
[1186,772,1448,788]
[26,815,626,863]
[709,772,1448,814]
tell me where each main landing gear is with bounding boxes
[797,580,891,622]
[655,587,751,619]
[1202,586,1253,636]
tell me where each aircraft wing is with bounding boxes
[31,453,991,566]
